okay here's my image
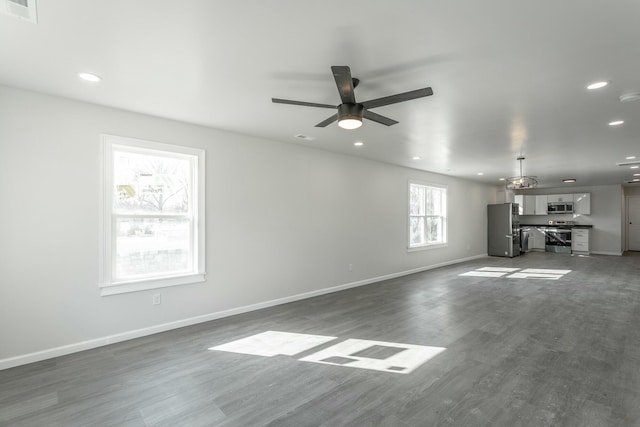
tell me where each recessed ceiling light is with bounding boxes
[499,178,506,181]
[620,92,640,103]
[609,120,624,126]
[562,178,577,183]
[587,81,608,90]
[634,173,640,176]
[412,156,421,160]
[477,172,484,176]
[77,72,102,82]
[586,81,608,90]
[353,141,364,147]
[626,156,636,160]
[631,166,640,169]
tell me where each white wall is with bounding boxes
[0,86,495,366]
[516,185,623,255]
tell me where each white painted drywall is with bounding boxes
[517,185,623,255]
[0,85,495,363]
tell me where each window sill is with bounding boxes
[100,273,206,296]
[408,243,448,252]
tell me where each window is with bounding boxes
[100,135,205,295]
[408,181,447,249]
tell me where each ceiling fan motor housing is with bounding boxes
[338,103,364,121]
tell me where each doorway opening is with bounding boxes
[626,195,640,252]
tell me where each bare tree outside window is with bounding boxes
[111,147,194,281]
[100,135,205,295]
[114,153,190,214]
[409,182,447,248]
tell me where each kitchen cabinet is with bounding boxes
[573,193,591,215]
[572,229,590,254]
[534,195,548,215]
[515,194,547,215]
[547,194,573,203]
[521,226,546,251]
[532,227,547,250]
[514,195,525,214]
[523,195,536,215]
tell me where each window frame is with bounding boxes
[408,180,448,251]
[99,134,205,296]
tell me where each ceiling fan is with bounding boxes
[272,66,433,130]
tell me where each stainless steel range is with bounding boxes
[545,220,573,253]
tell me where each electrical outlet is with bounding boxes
[152,293,162,305]
[349,263,353,271]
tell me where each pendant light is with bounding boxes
[506,156,538,190]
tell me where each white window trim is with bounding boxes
[408,180,448,251]
[99,134,206,296]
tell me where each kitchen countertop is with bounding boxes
[521,224,593,229]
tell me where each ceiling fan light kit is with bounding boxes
[272,66,433,129]
[505,156,538,190]
[337,103,364,129]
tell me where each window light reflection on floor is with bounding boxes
[459,267,572,280]
[209,331,446,374]
[209,331,336,357]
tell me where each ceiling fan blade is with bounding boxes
[331,66,356,104]
[363,110,398,126]
[272,98,336,109]
[361,87,433,109]
[315,114,338,127]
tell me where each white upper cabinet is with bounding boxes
[574,193,591,215]
[514,194,524,214]
[547,194,573,203]
[523,195,536,215]
[515,194,547,215]
[534,195,548,215]
[514,193,590,216]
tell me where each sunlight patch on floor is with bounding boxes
[209,331,336,357]
[459,271,508,277]
[460,267,572,280]
[477,267,521,272]
[209,331,445,374]
[300,338,446,374]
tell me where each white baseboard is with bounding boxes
[0,254,487,371]
[591,251,623,256]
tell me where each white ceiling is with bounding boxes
[2,0,640,188]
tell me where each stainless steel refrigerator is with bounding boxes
[488,203,521,257]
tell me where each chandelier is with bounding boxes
[506,156,538,190]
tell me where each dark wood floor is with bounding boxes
[2,252,640,426]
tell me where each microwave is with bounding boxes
[547,201,574,214]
